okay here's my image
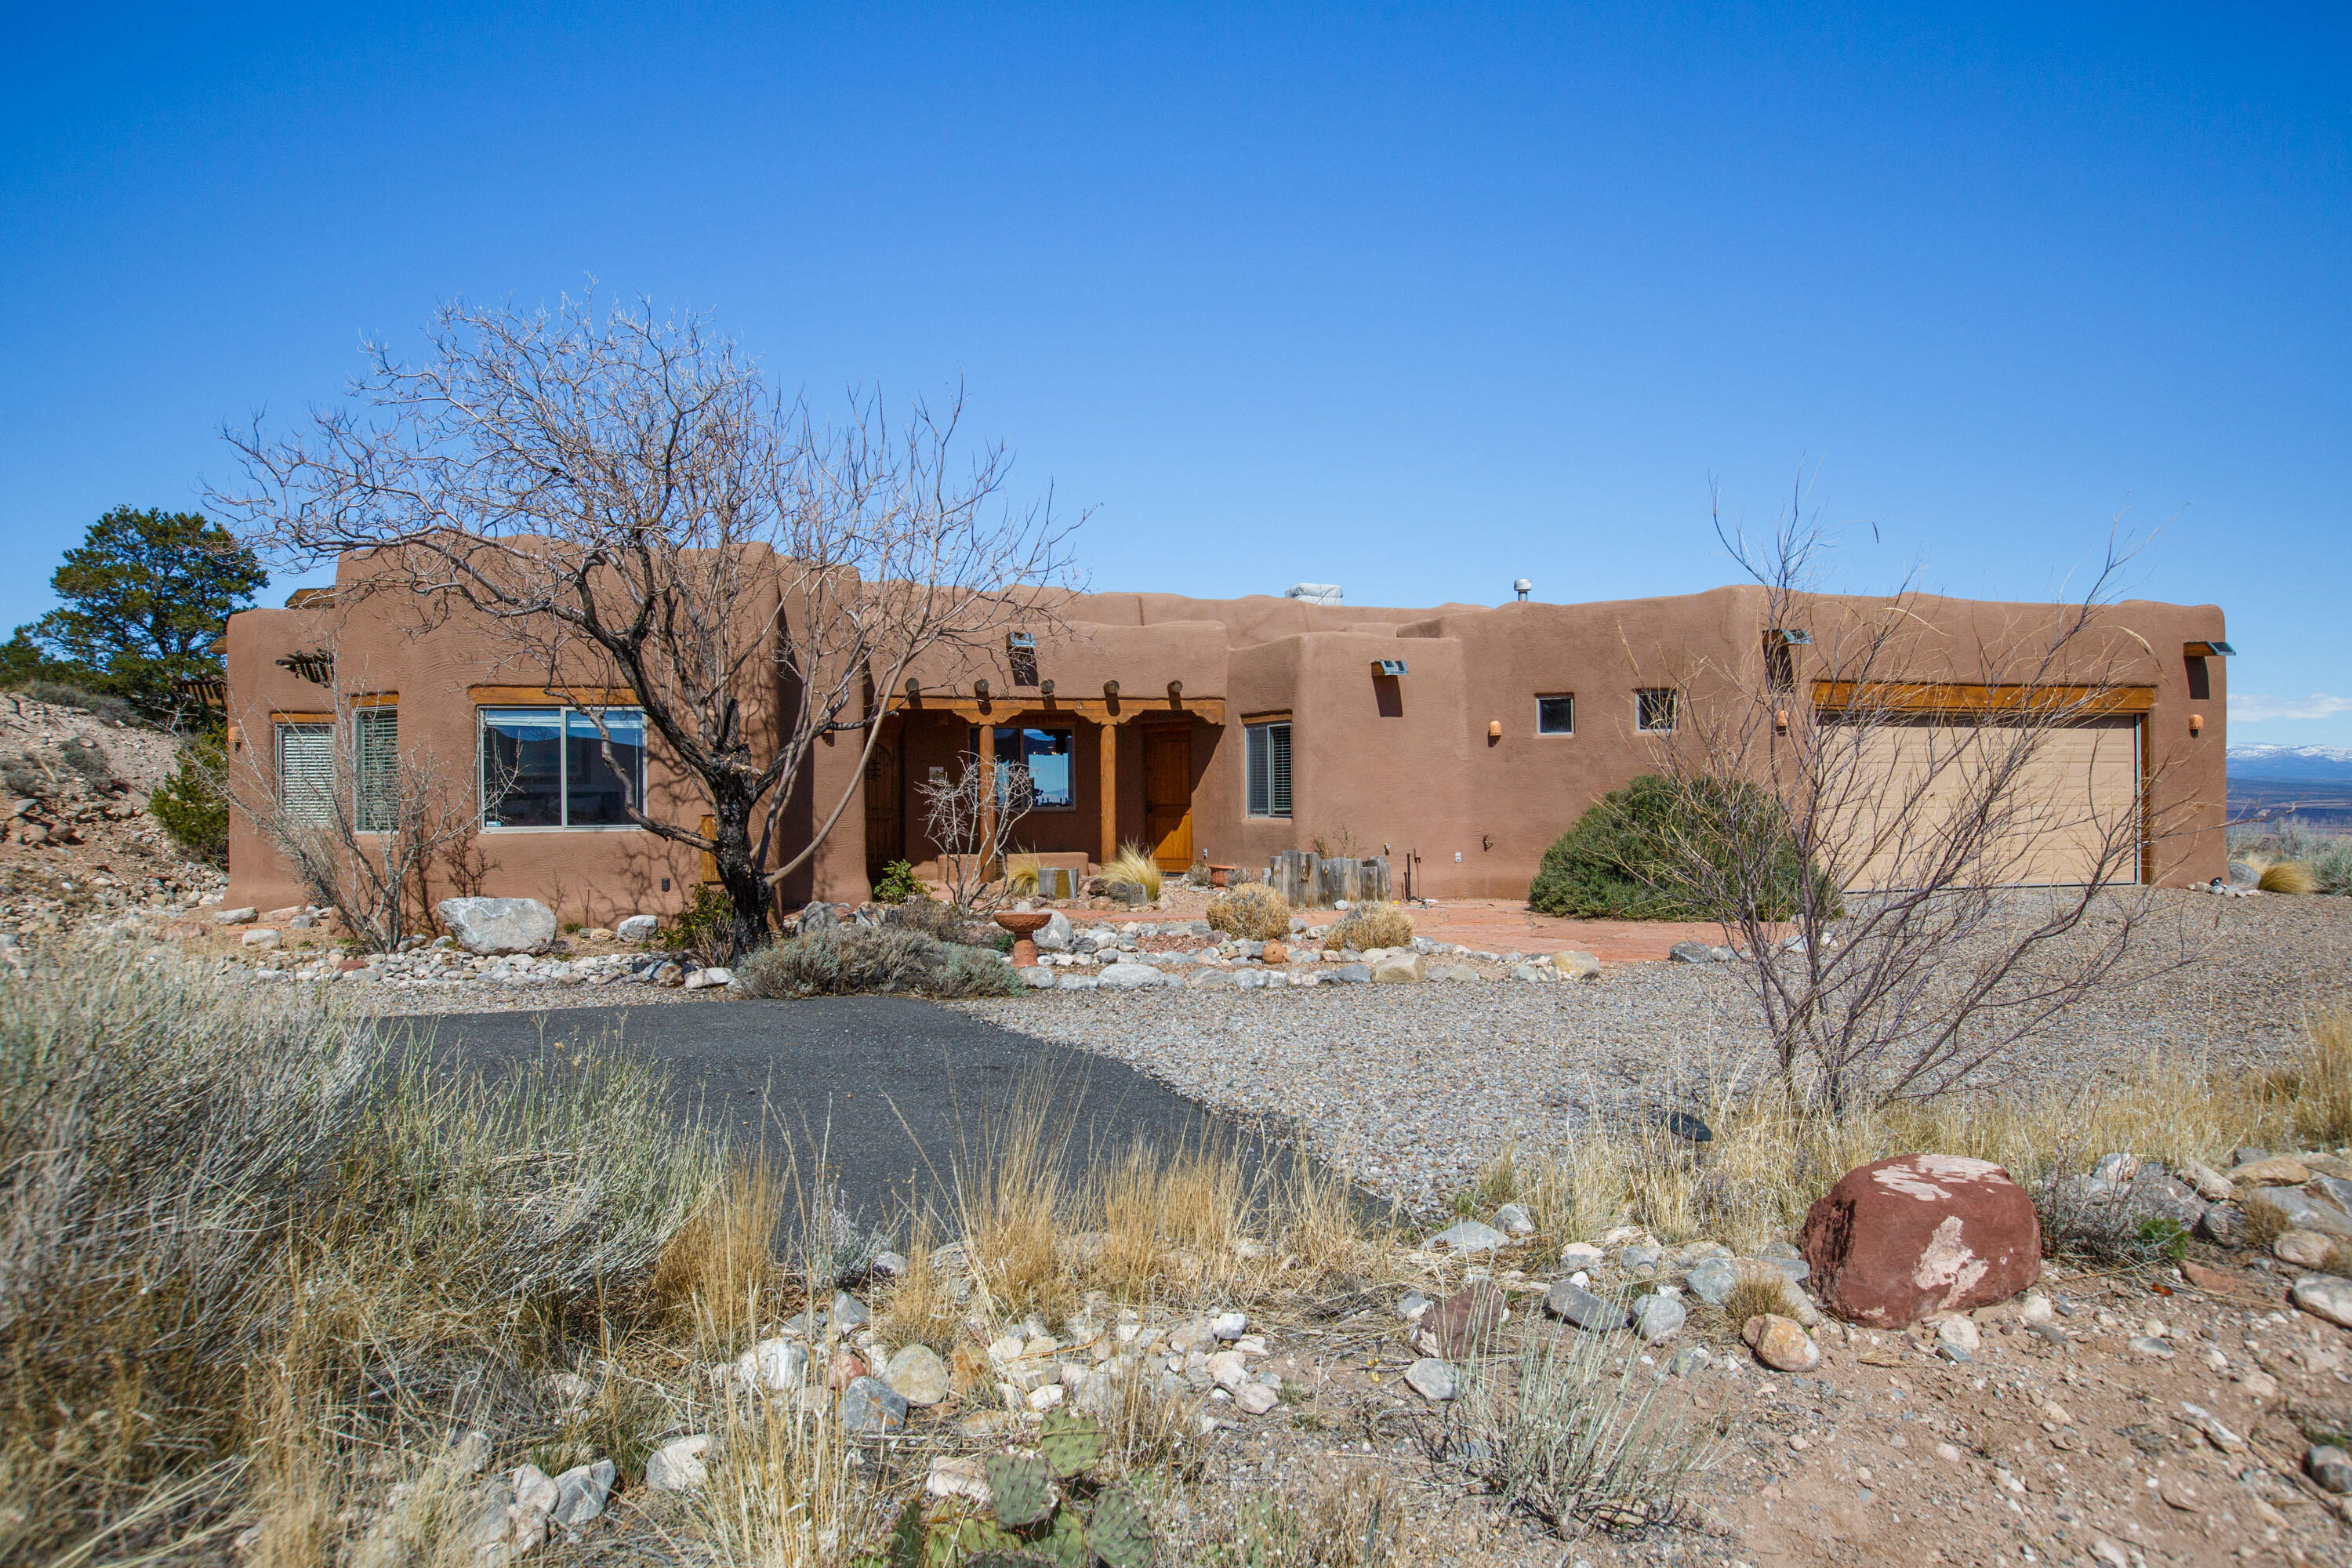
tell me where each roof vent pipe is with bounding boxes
[1513,578,1532,601]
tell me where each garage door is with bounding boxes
[1827,715,2141,891]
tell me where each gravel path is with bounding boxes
[957,891,2352,1213]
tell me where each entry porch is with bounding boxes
[858,688,1227,890]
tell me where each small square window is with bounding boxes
[1536,695,1575,735]
[1636,688,1680,733]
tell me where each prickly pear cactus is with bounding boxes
[1036,1409,1108,1479]
[935,1519,1019,1561]
[1085,1485,1153,1568]
[984,1452,1057,1529]
[1039,1508,1087,1568]
[964,1555,1054,1568]
[877,1496,925,1568]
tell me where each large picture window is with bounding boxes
[1245,720,1292,818]
[967,726,1076,809]
[480,707,646,829]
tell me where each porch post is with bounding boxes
[1098,718,1118,868]
[978,720,996,867]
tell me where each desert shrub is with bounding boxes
[2315,840,2352,896]
[873,857,924,902]
[734,925,1021,999]
[151,730,229,864]
[0,939,715,1562]
[9,679,140,726]
[1447,1303,1715,1534]
[2260,860,2318,895]
[1104,841,1163,900]
[1528,773,1831,921]
[55,735,114,789]
[1322,901,1414,951]
[0,751,52,797]
[1208,882,1292,940]
[663,883,740,964]
[883,895,1004,948]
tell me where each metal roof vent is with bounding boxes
[1285,583,1344,605]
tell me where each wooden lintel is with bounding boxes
[1811,681,2155,717]
[890,694,1226,726]
[468,684,640,706]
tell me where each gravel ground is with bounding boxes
[957,890,2352,1213]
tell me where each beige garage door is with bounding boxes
[1828,715,2141,891]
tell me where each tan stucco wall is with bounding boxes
[225,561,2230,917]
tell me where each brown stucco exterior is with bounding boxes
[224,559,2230,920]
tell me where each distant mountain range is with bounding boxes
[2229,743,2352,782]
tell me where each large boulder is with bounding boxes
[437,897,558,956]
[1798,1153,2040,1327]
[1034,911,1075,952]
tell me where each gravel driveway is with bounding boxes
[957,891,2352,1212]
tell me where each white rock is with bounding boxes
[550,1459,615,1526]
[1210,1310,1248,1340]
[1404,1358,1457,1401]
[737,1338,808,1392]
[1034,911,1074,951]
[241,928,281,948]
[642,1435,711,1492]
[1493,1203,1536,1236]
[926,1454,993,1507]
[1206,1351,1250,1390]
[2020,1291,2055,1326]
[212,906,258,924]
[2292,1273,2352,1329]
[437,896,559,956]
[511,1463,559,1514]
[1428,1219,1511,1253]
[615,914,659,941]
[1097,962,1167,989]
[684,966,733,990]
[1935,1316,1981,1354]
[1236,1381,1280,1415]
[1026,1382,1065,1410]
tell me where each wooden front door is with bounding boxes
[863,738,902,883]
[1143,724,1194,871]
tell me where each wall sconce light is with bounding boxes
[1103,679,1120,699]
[1487,719,1502,738]
[904,677,920,699]
[1167,680,1183,699]
[2190,712,2205,735]
[973,678,990,700]
[1039,678,1055,698]
[1774,708,1790,735]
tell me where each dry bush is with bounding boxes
[734,925,1021,999]
[1170,1466,1404,1566]
[1208,883,1293,941]
[1719,1265,1795,1332]
[2261,861,2318,895]
[2272,1011,2352,1148]
[950,1082,1082,1322]
[1322,902,1414,952]
[1105,842,1164,900]
[0,939,717,1563]
[690,1387,877,1568]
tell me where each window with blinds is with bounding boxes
[356,707,398,830]
[1245,720,1292,818]
[277,724,335,823]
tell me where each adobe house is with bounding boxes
[222,560,2230,922]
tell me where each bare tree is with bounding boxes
[920,757,1036,910]
[213,290,1080,956]
[1648,492,2205,1112]
[236,662,489,953]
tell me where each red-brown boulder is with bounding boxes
[1798,1153,2040,1327]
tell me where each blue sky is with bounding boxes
[4,4,2347,741]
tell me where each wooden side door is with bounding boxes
[1142,724,1193,871]
[863,738,902,883]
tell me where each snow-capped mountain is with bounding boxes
[2228,743,2352,781]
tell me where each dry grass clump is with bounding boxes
[2260,861,2319,895]
[1547,1010,2352,1252]
[1718,1265,1795,1333]
[1322,902,1414,951]
[691,1385,875,1568]
[869,1220,957,1356]
[735,925,1021,999]
[1105,842,1164,900]
[653,1160,790,1353]
[0,938,717,1564]
[1169,1466,1404,1566]
[1207,882,1294,941]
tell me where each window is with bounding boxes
[1536,695,1576,735]
[1246,720,1292,818]
[480,707,645,828]
[277,723,334,823]
[1636,688,1679,733]
[967,726,1076,808]
[356,707,398,830]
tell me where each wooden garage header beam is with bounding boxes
[1811,681,2155,717]
[887,694,1227,726]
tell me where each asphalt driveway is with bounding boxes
[384,996,1263,1236]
